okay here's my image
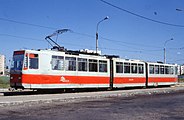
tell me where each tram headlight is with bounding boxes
[18,77,21,80]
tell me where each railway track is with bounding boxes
[0,88,107,96]
[0,85,183,107]
[1,83,184,96]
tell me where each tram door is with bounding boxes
[27,53,39,89]
[109,59,114,90]
[145,62,148,88]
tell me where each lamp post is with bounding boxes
[96,16,109,54]
[164,38,174,63]
[176,8,183,12]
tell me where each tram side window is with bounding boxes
[89,59,98,72]
[131,63,137,74]
[78,58,87,71]
[175,66,178,75]
[116,62,123,73]
[29,54,38,69]
[149,65,154,74]
[52,56,64,70]
[169,66,173,75]
[160,65,164,74]
[155,65,159,74]
[124,62,130,73]
[138,64,144,74]
[165,66,169,74]
[170,66,174,74]
[99,60,107,72]
[65,57,76,71]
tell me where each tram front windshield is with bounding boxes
[11,54,24,71]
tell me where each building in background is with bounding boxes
[180,65,184,75]
[177,64,184,75]
[0,54,5,76]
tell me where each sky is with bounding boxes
[0,0,184,66]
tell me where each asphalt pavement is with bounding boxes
[0,84,184,106]
[0,87,183,120]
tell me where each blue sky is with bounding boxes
[0,0,184,65]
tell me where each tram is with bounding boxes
[10,48,178,90]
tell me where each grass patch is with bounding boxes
[0,76,10,88]
[178,78,184,83]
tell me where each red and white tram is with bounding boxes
[10,49,178,90]
[147,62,178,86]
[113,58,146,88]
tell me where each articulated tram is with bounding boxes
[10,48,178,90]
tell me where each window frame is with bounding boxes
[138,64,144,74]
[65,57,76,71]
[99,60,108,73]
[131,63,138,74]
[78,58,87,72]
[116,62,123,73]
[165,66,170,74]
[149,64,154,74]
[51,55,64,70]
[124,62,130,73]
[154,65,159,74]
[89,59,98,72]
[160,65,164,74]
[29,54,39,69]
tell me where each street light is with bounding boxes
[96,16,109,54]
[164,38,174,63]
[176,8,183,12]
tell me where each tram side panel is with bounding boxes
[10,49,178,90]
[20,50,110,89]
[112,58,147,88]
[21,52,58,89]
[147,62,178,86]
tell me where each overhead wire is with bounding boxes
[0,16,182,54]
[167,59,184,63]
[0,33,44,42]
[72,31,163,50]
[100,0,184,27]
[0,17,56,30]
[100,36,162,50]
[0,33,93,49]
[0,16,169,49]
[0,33,164,54]
[1,33,182,60]
[168,47,184,50]
[0,2,183,63]
[0,32,180,55]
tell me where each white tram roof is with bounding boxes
[16,49,177,66]
[112,57,145,63]
[22,49,107,59]
[146,61,177,66]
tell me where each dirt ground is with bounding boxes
[0,91,184,120]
